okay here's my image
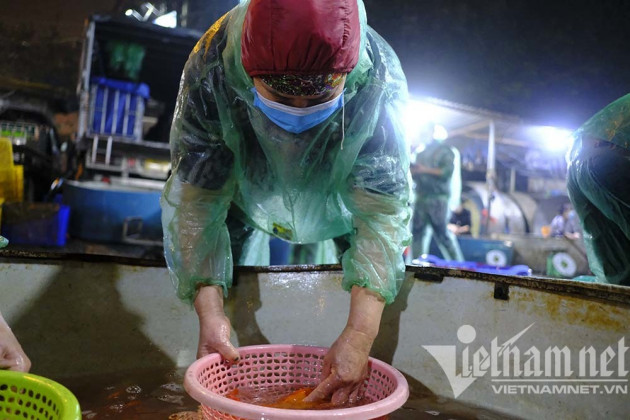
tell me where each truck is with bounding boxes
[74,14,202,180]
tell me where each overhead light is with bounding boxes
[125,9,144,20]
[536,126,573,152]
[402,99,441,147]
[153,11,177,28]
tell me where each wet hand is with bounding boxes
[194,286,240,363]
[196,312,240,362]
[304,327,373,406]
[0,325,31,372]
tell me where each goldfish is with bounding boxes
[225,387,335,410]
[224,386,377,412]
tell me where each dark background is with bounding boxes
[1,0,629,128]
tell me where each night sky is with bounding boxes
[363,0,630,127]
[2,0,629,128]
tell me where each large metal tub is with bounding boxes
[0,254,628,418]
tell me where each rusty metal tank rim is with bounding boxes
[1,247,628,306]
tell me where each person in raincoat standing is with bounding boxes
[567,93,630,285]
[410,126,464,261]
[161,0,411,404]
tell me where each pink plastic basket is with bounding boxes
[184,344,409,420]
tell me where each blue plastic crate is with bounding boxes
[0,203,70,247]
[89,77,150,139]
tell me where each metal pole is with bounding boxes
[509,168,516,194]
[485,119,496,235]
[91,136,99,164]
[180,0,189,28]
[105,136,113,165]
[77,21,95,140]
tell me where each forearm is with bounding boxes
[162,175,234,303]
[411,165,442,176]
[341,182,410,303]
[192,284,240,361]
[194,285,226,317]
[345,286,385,340]
[425,167,443,176]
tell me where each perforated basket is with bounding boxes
[184,344,409,420]
[0,370,81,420]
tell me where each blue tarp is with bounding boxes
[412,254,532,276]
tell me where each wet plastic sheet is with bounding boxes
[567,93,630,285]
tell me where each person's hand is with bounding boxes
[0,319,31,372]
[194,286,240,362]
[412,163,442,176]
[304,326,373,405]
[447,223,458,234]
[411,163,429,174]
[305,286,385,406]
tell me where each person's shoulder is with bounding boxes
[366,26,399,57]
[190,10,233,64]
[434,143,455,159]
[363,27,406,94]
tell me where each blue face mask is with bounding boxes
[252,88,344,134]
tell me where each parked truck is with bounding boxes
[75,14,202,180]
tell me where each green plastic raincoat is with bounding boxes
[567,93,630,285]
[161,0,412,304]
[410,141,464,261]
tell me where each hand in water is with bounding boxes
[195,286,240,362]
[304,327,373,405]
[0,321,31,372]
[305,286,385,405]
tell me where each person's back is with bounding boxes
[413,141,455,198]
[567,93,630,284]
[410,135,463,261]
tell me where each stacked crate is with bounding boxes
[88,77,150,140]
[0,137,23,204]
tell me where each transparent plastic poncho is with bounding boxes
[161,0,412,304]
[567,93,630,285]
